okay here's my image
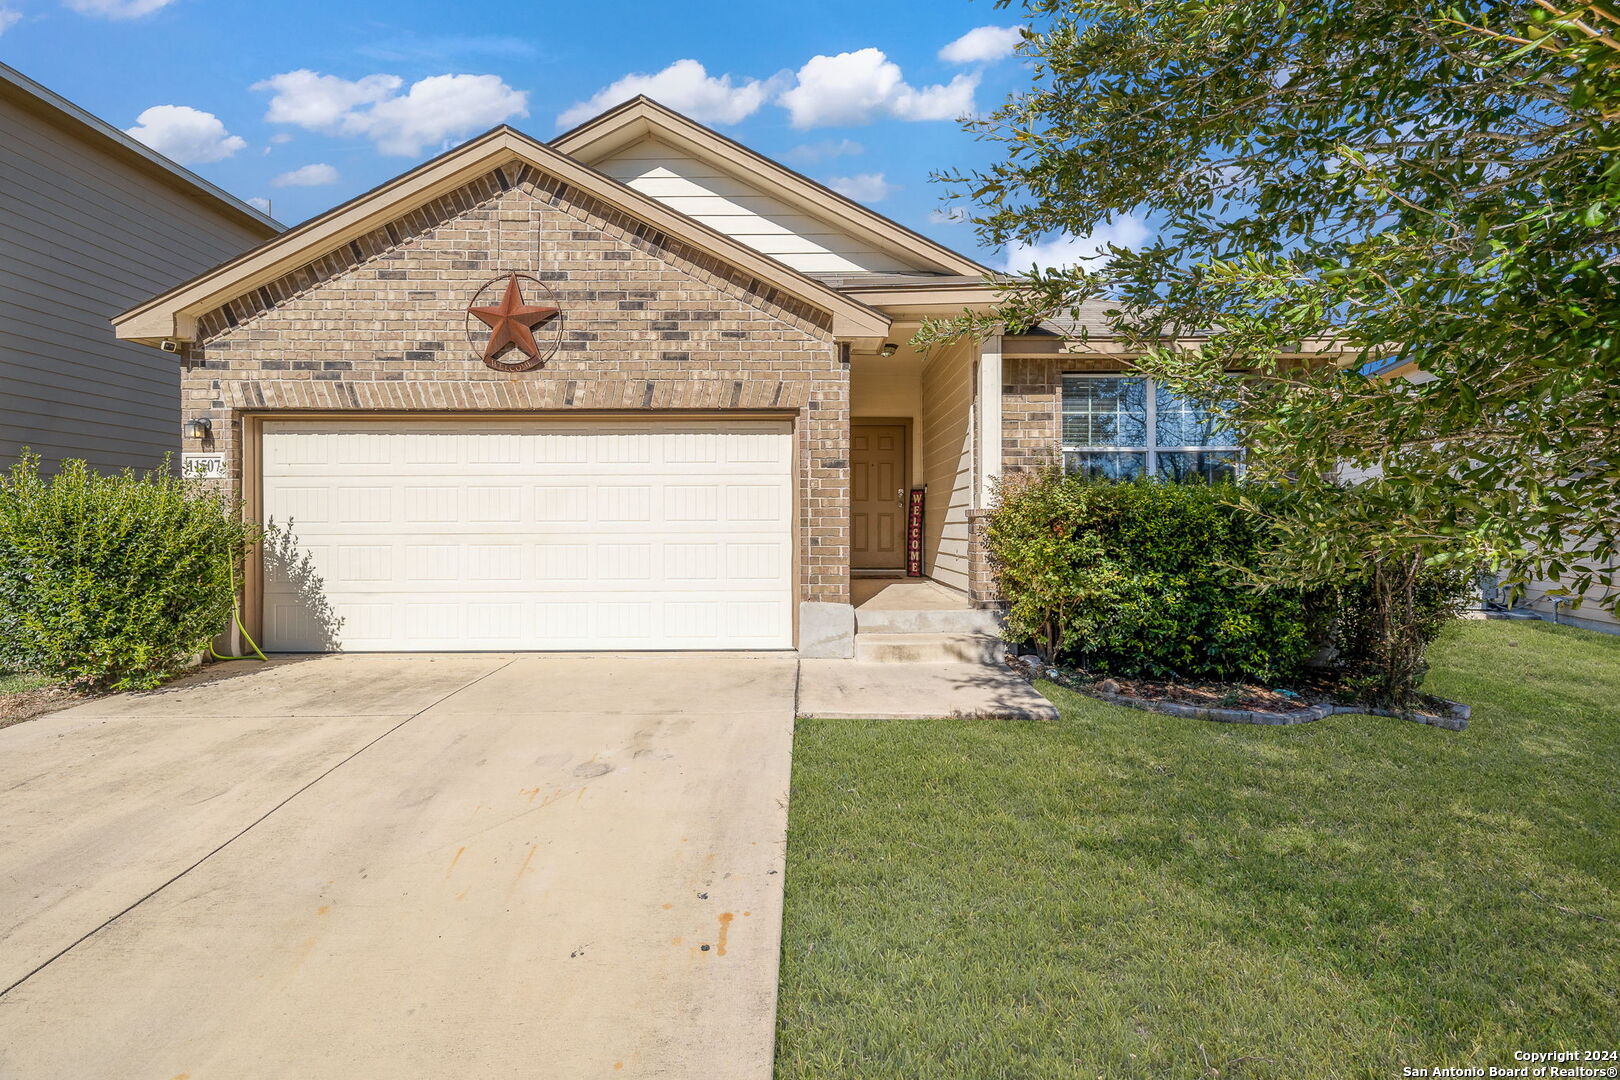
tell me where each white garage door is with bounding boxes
[260,419,794,651]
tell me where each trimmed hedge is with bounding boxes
[0,455,259,690]
[986,471,1317,682]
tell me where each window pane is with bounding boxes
[1063,376,1147,447]
[1154,384,1234,448]
[1155,450,1242,483]
[1064,450,1148,480]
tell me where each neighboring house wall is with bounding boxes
[1513,575,1620,634]
[0,71,275,472]
[181,166,849,608]
[919,338,975,592]
[595,137,919,275]
[1375,365,1618,633]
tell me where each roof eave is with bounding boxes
[552,96,993,279]
[0,60,281,235]
[114,126,890,346]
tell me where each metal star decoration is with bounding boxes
[468,274,559,365]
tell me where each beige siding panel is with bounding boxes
[1517,576,1620,633]
[0,95,270,472]
[919,339,975,592]
[596,137,925,275]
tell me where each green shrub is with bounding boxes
[1329,555,1474,706]
[985,470,1318,682]
[0,455,259,690]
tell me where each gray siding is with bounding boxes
[0,91,271,473]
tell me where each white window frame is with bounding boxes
[1060,373,1243,480]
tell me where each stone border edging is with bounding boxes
[1010,655,1469,731]
[1084,690,1469,731]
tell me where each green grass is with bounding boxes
[775,620,1620,1078]
[0,669,51,695]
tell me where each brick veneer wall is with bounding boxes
[183,163,850,604]
[1001,354,1124,478]
[971,354,1126,606]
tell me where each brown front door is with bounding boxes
[851,422,907,570]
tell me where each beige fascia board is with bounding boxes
[551,110,653,162]
[115,127,889,345]
[553,97,992,278]
[841,281,1005,320]
[1004,335,1362,362]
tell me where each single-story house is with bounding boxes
[113,96,1248,658]
[1,60,281,473]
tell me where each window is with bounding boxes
[1061,374,1241,482]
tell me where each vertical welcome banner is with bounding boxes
[906,488,925,577]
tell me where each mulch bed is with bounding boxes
[1017,658,1335,713]
[1009,655,1465,727]
[0,685,96,730]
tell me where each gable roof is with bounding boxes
[114,125,892,346]
[551,96,992,280]
[0,60,281,237]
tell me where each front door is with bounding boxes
[850,422,907,570]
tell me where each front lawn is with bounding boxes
[775,620,1619,1078]
[0,669,50,696]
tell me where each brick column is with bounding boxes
[968,508,1000,607]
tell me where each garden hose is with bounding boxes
[209,555,268,663]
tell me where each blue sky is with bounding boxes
[0,0,1141,268]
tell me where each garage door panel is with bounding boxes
[264,596,793,652]
[261,420,794,652]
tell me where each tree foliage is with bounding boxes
[925,0,1620,613]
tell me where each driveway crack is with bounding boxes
[0,657,519,1000]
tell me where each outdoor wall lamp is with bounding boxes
[880,342,899,356]
[184,417,212,440]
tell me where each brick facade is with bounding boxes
[1001,354,1123,479]
[183,164,849,605]
[971,353,1127,606]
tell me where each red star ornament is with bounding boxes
[469,274,559,363]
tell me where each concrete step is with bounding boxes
[854,606,1003,635]
[853,632,1006,665]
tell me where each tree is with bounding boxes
[924,0,1620,628]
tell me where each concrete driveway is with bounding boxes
[0,653,796,1079]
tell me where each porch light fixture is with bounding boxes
[184,417,212,440]
[880,342,899,357]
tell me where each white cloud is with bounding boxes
[0,7,21,34]
[125,105,247,164]
[273,162,339,187]
[1002,216,1152,272]
[778,48,977,128]
[246,196,272,214]
[361,74,527,155]
[254,70,401,130]
[64,0,175,16]
[939,26,1023,64]
[556,59,776,128]
[253,69,528,156]
[827,172,894,202]
[929,206,969,224]
[784,138,863,165]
